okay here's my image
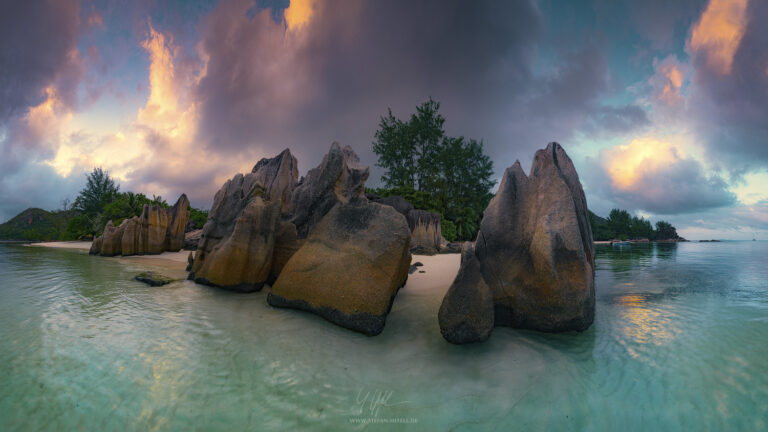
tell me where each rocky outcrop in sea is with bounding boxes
[439,143,595,344]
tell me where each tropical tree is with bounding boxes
[654,221,679,240]
[70,168,119,235]
[372,99,495,240]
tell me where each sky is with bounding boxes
[1,0,767,240]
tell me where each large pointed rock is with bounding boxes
[289,142,369,239]
[99,220,125,256]
[121,216,140,256]
[190,149,298,291]
[438,242,494,344]
[192,197,281,292]
[268,199,411,336]
[439,143,595,343]
[165,194,190,252]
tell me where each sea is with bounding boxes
[1,241,766,431]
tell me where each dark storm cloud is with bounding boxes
[625,0,705,50]
[192,0,617,181]
[688,0,768,174]
[584,105,651,134]
[0,0,83,123]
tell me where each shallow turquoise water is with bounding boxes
[1,242,767,431]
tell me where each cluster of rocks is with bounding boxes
[366,194,458,255]
[188,143,412,335]
[438,143,595,344]
[89,195,190,256]
[94,140,596,343]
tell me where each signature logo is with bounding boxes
[353,388,406,417]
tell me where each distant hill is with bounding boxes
[0,208,74,241]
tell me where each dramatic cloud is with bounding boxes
[1,0,766,239]
[586,137,736,214]
[688,0,748,76]
[0,0,83,123]
[686,0,768,172]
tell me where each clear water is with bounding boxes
[1,242,767,431]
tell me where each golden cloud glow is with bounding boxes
[689,0,748,76]
[603,138,687,190]
[138,23,181,126]
[27,87,65,132]
[284,0,314,30]
[658,63,683,104]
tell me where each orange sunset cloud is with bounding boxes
[689,0,748,76]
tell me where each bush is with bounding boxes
[189,208,209,230]
[441,219,457,242]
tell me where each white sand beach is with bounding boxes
[28,241,93,250]
[30,241,462,291]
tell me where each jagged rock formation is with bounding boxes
[407,209,442,255]
[438,143,595,344]
[165,194,190,251]
[289,143,369,238]
[89,194,190,257]
[187,143,412,335]
[189,149,298,291]
[268,200,411,336]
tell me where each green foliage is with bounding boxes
[654,220,679,240]
[372,99,495,241]
[73,168,120,219]
[0,208,72,241]
[189,207,209,230]
[589,208,679,241]
[441,219,457,242]
[374,186,441,214]
[62,214,93,240]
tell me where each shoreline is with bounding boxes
[28,241,190,273]
[26,241,461,290]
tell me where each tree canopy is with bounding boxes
[372,99,495,241]
[589,208,680,241]
[61,168,207,240]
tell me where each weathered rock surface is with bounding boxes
[100,220,126,257]
[191,198,281,292]
[289,142,369,238]
[121,217,140,256]
[89,235,103,255]
[268,200,412,336]
[90,194,191,257]
[374,196,413,216]
[439,241,463,254]
[438,243,494,344]
[165,194,190,251]
[134,271,176,286]
[183,229,202,251]
[407,209,442,255]
[371,195,446,254]
[189,149,298,291]
[439,143,595,343]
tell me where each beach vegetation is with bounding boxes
[372,99,495,241]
